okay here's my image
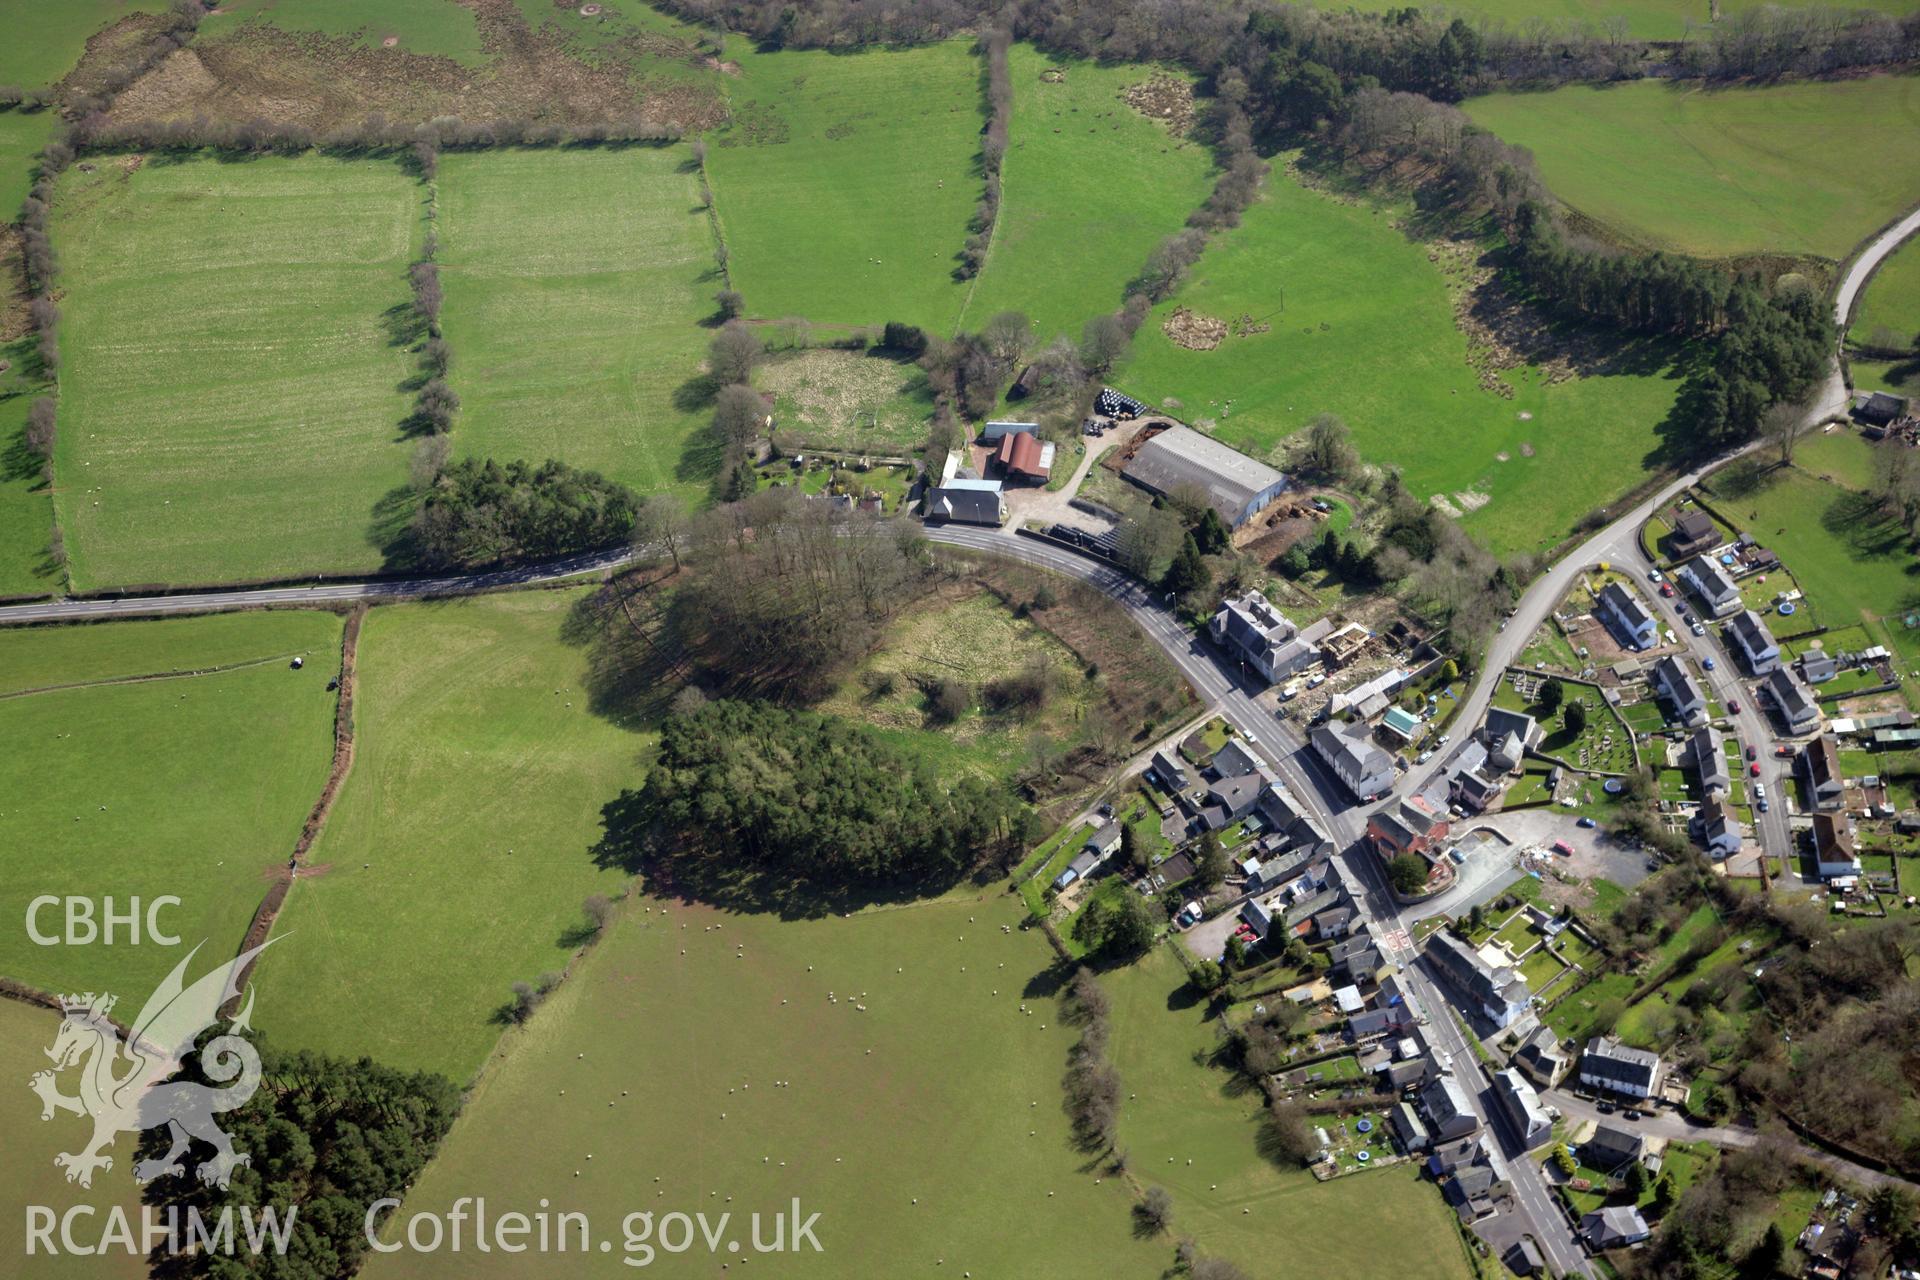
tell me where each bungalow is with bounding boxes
[1311,722,1396,803]
[1052,847,1102,891]
[925,478,1007,526]
[1210,591,1328,684]
[1679,555,1741,618]
[1668,510,1720,558]
[1726,608,1782,675]
[1597,581,1659,651]
[1209,738,1262,780]
[1811,812,1862,880]
[1651,655,1709,728]
[1798,649,1838,685]
[1582,1206,1652,1251]
[1085,821,1124,857]
[1692,794,1742,859]
[1688,725,1730,794]
[1422,1075,1482,1142]
[1513,1026,1571,1089]
[1583,1123,1647,1174]
[1579,1037,1663,1100]
[1424,930,1531,1029]
[1491,1068,1553,1150]
[1762,668,1821,735]
[1798,736,1843,811]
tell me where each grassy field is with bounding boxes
[0,1000,150,1280]
[0,606,338,695]
[957,45,1218,339]
[437,145,716,497]
[1322,0,1920,40]
[1116,162,1682,556]
[52,154,419,589]
[705,40,982,333]
[1104,946,1475,1280]
[1706,453,1920,674]
[1851,355,1920,398]
[0,0,161,88]
[1854,235,1920,352]
[363,893,1175,1278]
[756,348,934,451]
[258,591,638,1082]
[0,108,58,214]
[0,334,57,597]
[199,0,486,63]
[1464,76,1920,260]
[0,610,341,1002]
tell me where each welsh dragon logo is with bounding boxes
[30,940,274,1190]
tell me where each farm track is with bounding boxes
[0,650,314,700]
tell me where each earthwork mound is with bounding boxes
[1163,306,1227,351]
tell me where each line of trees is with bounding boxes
[1061,968,1122,1150]
[598,697,1032,887]
[957,28,1011,280]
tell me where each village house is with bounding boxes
[1428,1132,1510,1220]
[925,476,1007,526]
[1148,748,1193,798]
[1583,1123,1647,1174]
[1688,724,1730,794]
[1390,1101,1433,1153]
[1853,390,1910,430]
[1692,793,1742,859]
[1811,812,1862,881]
[1762,667,1821,735]
[1481,707,1539,773]
[1512,1026,1571,1089]
[1209,590,1331,683]
[1799,736,1843,811]
[1492,1068,1554,1150]
[1054,821,1124,890]
[1597,581,1659,651]
[1368,793,1453,859]
[1578,1037,1663,1099]
[1422,1075,1482,1142]
[1667,510,1720,558]
[1651,655,1709,728]
[1678,555,1741,618]
[1424,930,1531,1029]
[1311,722,1396,802]
[1727,608,1782,675]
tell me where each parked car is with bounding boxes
[1728,698,1740,714]
[1775,745,1793,757]
[1759,798,1770,813]
[1745,745,1757,762]
[1749,762,1761,776]
[1659,582,1675,597]
[1703,657,1717,671]
[1692,623,1706,636]
[1647,569,1663,583]
[1553,839,1575,856]
[1596,1100,1617,1115]
[1623,1109,1644,1122]
[1755,782,1766,801]
[1577,816,1597,829]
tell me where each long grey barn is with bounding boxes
[1121,425,1288,528]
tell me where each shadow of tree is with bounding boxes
[366,484,419,570]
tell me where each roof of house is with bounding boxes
[1492,1068,1551,1138]
[1673,510,1716,543]
[1689,725,1729,787]
[1802,736,1841,792]
[1121,424,1287,521]
[928,483,1004,524]
[1581,1036,1662,1090]
[1348,1007,1396,1038]
[1800,649,1838,681]
[1653,655,1705,708]
[1696,793,1738,845]
[1584,1122,1646,1167]
[1211,738,1262,780]
[1812,812,1857,868]
[1684,555,1739,601]
[1205,772,1266,821]
[1311,722,1393,785]
[1583,1205,1651,1248]
[1764,668,1818,723]
[1860,391,1910,424]
[1425,930,1527,1012]
[1151,749,1193,793]
[1382,705,1422,738]
[1423,1075,1479,1132]
[1598,581,1654,632]
[1728,608,1778,658]
[1483,706,1536,748]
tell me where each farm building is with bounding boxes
[1120,425,1288,528]
[979,421,1038,442]
[994,431,1055,483]
[1853,391,1910,428]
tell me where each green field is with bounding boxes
[1322,0,1920,40]
[1104,946,1473,1280]
[364,893,1174,1279]
[957,46,1218,339]
[437,146,716,496]
[0,610,341,1001]
[0,108,57,214]
[0,606,338,695]
[258,591,636,1082]
[199,0,486,63]
[0,1000,149,1280]
[0,0,161,88]
[1855,235,1920,352]
[52,154,420,589]
[1465,76,1920,260]
[1707,455,1920,672]
[1116,163,1682,555]
[705,41,982,332]
[1851,356,1920,398]
[0,334,57,598]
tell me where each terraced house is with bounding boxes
[1423,930,1530,1029]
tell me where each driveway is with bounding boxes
[999,418,1151,535]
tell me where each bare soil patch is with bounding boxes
[1123,75,1195,136]
[108,0,728,133]
[1163,305,1227,351]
